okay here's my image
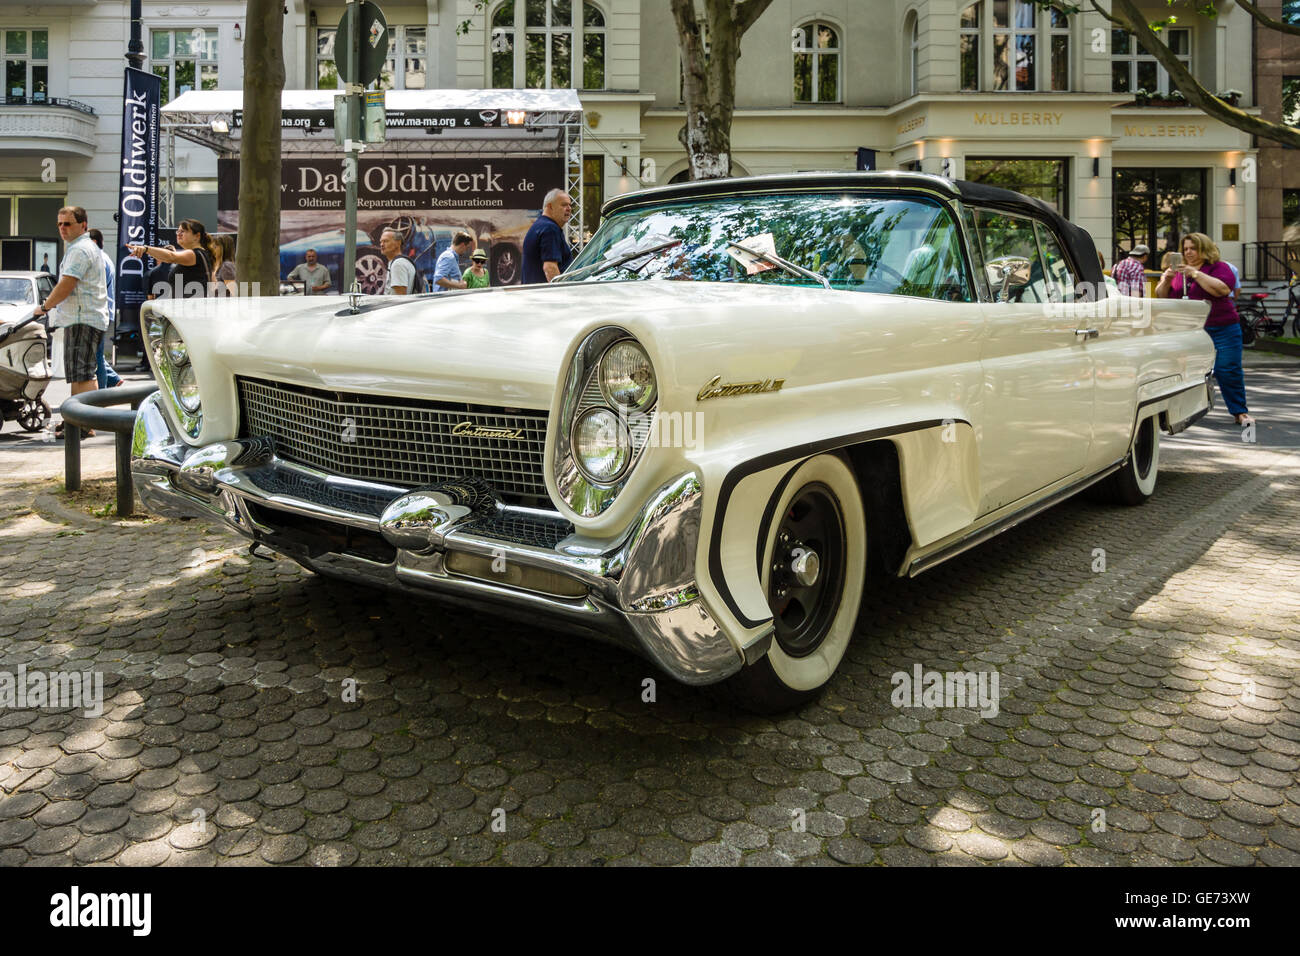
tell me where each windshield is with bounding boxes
[0,278,34,303]
[560,192,973,301]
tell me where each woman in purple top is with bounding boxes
[1155,232,1253,426]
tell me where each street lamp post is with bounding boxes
[126,0,144,69]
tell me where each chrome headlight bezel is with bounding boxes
[553,327,657,518]
[144,310,202,438]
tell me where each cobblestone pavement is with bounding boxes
[2,373,1299,866]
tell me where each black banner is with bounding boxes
[218,157,561,212]
[114,67,161,313]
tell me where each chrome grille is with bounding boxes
[237,377,549,499]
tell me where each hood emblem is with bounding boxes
[453,421,525,440]
[697,374,785,402]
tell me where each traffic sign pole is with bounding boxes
[336,1,387,295]
[343,1,362,294]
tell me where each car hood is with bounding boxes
[148,281,839,410]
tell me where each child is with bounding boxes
[465,249,490,289]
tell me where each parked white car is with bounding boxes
[131,172,1215,711]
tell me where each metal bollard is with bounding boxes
[59,382,158,513]
[64,423,81,491]
[115,431,133,517]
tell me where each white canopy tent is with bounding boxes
[161,89,584,246]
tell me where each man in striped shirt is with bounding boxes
[1112,244,1149,297]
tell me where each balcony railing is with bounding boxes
[0,98,98,156]
[1,95,95,115]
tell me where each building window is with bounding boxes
[583,3,605,90]
[992,0,1036,91]
[490,1,607,91]
[5,30,48,102]
[1283,76,1300,128]
[1284,190,1300,242]
[150,28,217,105]
[316,26,426,90]
[793,21,840,103]
[1113,168,1206,260]
[582,155,603,240]
[965,158,1070,215]
[960,4,979,92]
[908,15,919,97]
[1111,28,1190,94]
[959,2,1069,92]
[1048,7,1069,91]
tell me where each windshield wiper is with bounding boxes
[726,241,831,290]
[559,239,683,282]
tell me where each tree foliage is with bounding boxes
[1060,0,1300,147]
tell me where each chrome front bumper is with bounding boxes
[131,392,753,685]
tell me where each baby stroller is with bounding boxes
[0,313,53,433]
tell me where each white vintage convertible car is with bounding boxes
[132,172,1215,711]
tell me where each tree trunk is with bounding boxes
[672,0,775,180]
[236,0,286,295]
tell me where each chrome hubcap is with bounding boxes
[790,547,820,587]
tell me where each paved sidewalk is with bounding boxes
[0,374,1298,865]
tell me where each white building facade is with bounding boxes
[0,1,1259,268]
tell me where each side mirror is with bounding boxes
[986,255,1033,302]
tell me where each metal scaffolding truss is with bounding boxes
[160,89,584,246]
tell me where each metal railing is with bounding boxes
[59,382,158,517]
[1242,241,1300,283]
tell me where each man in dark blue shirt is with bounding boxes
[522,189,574,284]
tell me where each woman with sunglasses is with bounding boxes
[128,219,215,299]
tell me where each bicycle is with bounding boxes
[1238,274,1300,342]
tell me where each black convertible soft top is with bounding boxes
[601,171,1107,300]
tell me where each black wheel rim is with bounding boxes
[767,483,847,658]
[1134,417,1155,480]
[17,401,46,432]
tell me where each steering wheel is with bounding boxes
[846,258,906,285]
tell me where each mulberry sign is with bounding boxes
[972,111,1064,126]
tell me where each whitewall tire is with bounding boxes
[1094,413,1160,506]
[726,453,867,712]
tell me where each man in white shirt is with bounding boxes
[32,206,110,429]
[380,229,416,295]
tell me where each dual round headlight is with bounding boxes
[177,365,201,412]
[147,316,202,424]
[162,324,188,366]
[598,340,656,412]
[572,407,630,482]
[571,340,656,484]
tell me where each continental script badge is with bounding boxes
[452,422,525,440]
[697,375,785,402]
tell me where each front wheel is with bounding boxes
[724,454,867,713]
[18,399,50,433]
